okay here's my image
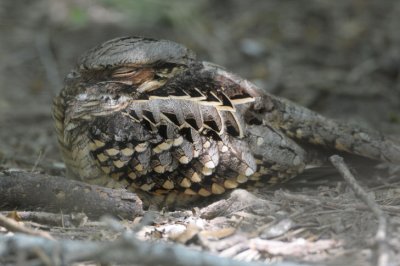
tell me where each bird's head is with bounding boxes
[65,36,196,94]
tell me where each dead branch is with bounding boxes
[277,190,400,214]
[0,214,54,240]
[0,232,309,266]
[0,170,143,219]
[330,155,390,266]
[1,211,89,228]
[35,31,63,95]
[200,189,278,219]
[250,238,341,256]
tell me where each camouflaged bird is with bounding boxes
[53,36,400,207]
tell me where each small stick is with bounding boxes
[0,214,54,240]
[35,32,63,95]
[0,233,283,266]
[1,211,87,228]
[277,190,400,214]
[31,149,44,173]
[329,155,389,266]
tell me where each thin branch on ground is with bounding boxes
[0,232,309,266]
[329,155,390,266]
[0,211,89,228]
[277,191,400,214]
[31,149,44,173]
[0,214,54,240]
[200,189,277,219]
[2,154,66,174]
[35,31,63,95]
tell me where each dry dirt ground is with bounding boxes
[1,1,400,265]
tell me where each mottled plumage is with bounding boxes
[53,36,400,207]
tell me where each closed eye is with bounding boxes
[111,67,138,78]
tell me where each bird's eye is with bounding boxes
[111,67,138,78]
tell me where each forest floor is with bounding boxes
[1,1,400,265]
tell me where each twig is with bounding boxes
[329,155,390,266]
[250,238,341,256]
[2,154,65,173]
[0,214,54,240]
[0,232,308,266]
[1,211,87,228]
[0,170,143,219]
[277,190,400,214]
[200,189,277,219]
[35,32,63,95]
[31,149,44,173]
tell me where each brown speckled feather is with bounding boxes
[53,36,400,207]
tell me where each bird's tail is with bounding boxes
[263,95,400,164]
